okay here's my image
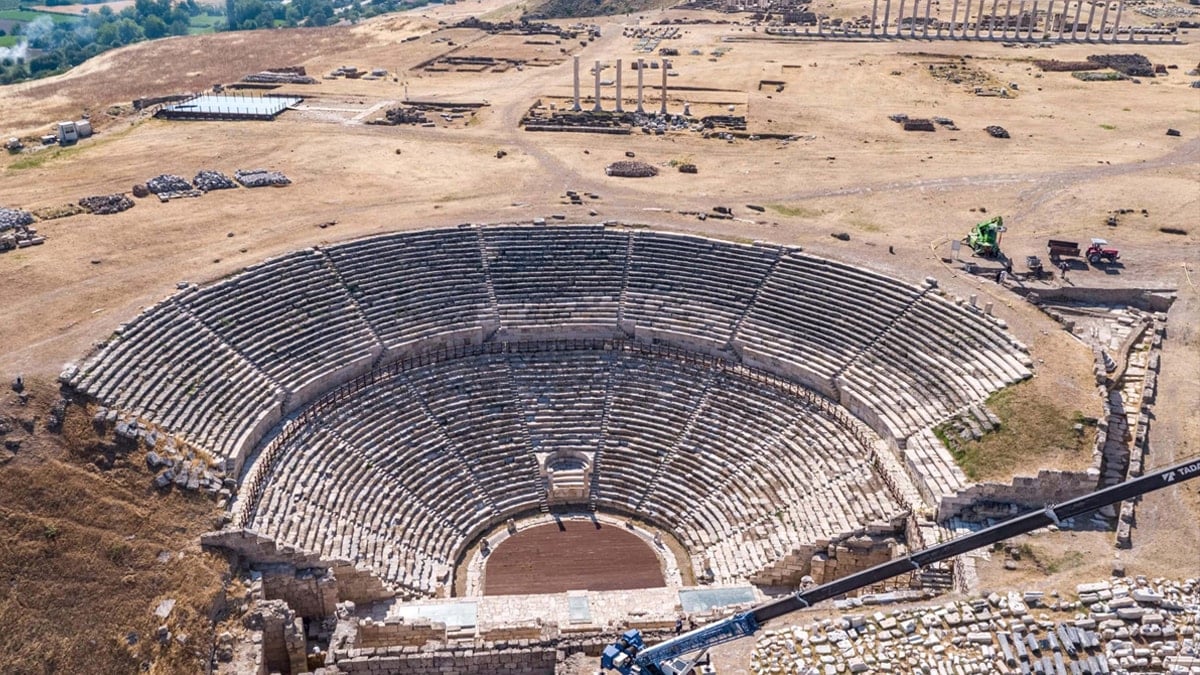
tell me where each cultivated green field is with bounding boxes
[187,13,221,34]
[0,8,78,23]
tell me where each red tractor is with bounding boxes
[1087,238,1120,264]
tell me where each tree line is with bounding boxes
[0,0,428,85]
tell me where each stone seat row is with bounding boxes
[482,226,627,326]
[326,229,494,350]
[836,292,1030,439]
[69,303,283,462]
[245,346,901,594]
[72,226,1029,475]
[178,250,378,394]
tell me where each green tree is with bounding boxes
[116,17,143,43]
[95,21,120,45]
[143,14,167,38]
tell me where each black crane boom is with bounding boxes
[603,454,1200,674]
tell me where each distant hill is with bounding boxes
[522,0,672,20]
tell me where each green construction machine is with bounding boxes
[964,216,1004,258]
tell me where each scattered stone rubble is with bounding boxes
[937,404,1001,446]
[605,160,659,177]
[986,126,1011,139]
[91,406,229,497]
[193,170,238,192]
[78,193,134,214]
[235,169,291,188]
[752,577,1200,674]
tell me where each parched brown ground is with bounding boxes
[0,6,1197,671]
[0,377,230,675]
[483,521,665,595]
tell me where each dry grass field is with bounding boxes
[0,1,1197,671]
[0,377,228,675]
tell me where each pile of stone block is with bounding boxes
[0,222,44,252]
[0,206,34,231]
[146,174,193,194]
[1034,59,1099,72]
[78,193,134,214]
[235,169,292,188]
[1087,54,1155,78]
[194,170,238,191]
[146,173,203,201]
[243,71,318,85]
[383,107,429,125]
[903,118,936,132]
[605,160,658,177]
[986,125,1011,139]
[751,577,1200,674]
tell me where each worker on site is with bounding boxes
[1059,260,1070,282]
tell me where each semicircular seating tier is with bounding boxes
[67,225,1031,475]
[242,342,904,596]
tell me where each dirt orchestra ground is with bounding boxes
[483,520,666,595]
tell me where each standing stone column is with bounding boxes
[1043,0,1054,38]
[1018,0,1028,38]
[1070,0,1082,39]
[950,0,962,37]
[988,0,999,37]
[572,56,581,111]
[593,60,603,112]
[1098,0,1110,41]
[897,0,906,37]
[882,0,892,36]
[974,0,985,37]
[1002,0,1013,36]
[615,58,623,112]
[636,59,645,113]
[1084,0,1097,39]
[923,0,933,37]
[871,0,880,36]
[660,59,669,115]
[1057,0,1069,39]
[1112,0,1124,41]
